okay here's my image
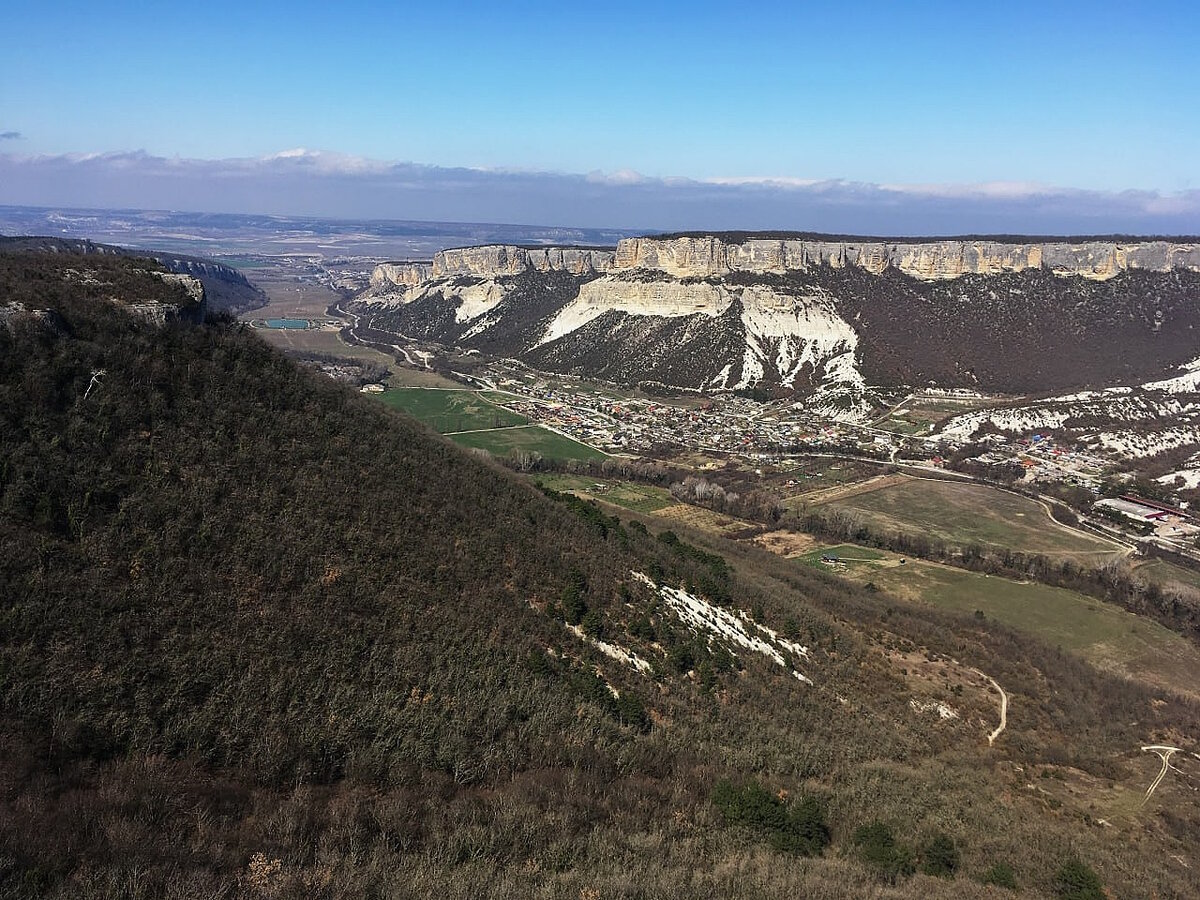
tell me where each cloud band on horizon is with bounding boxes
[1,149,1197,235]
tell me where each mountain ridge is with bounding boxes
[371,234,1200,285]
[354,237,1200,404]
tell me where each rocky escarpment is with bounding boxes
[369,245,614,292]
[0,243,209,329]
[354,234,1200,410]
[0,237,266,314]
[613,236,1200,280]
[370,262,433,290]
[369,236,1200,292]
[151,255,266,314]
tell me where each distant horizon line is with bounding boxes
[3,203,1198,246]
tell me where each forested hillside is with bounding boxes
[0,236,267,314]
[2,249,1199,899]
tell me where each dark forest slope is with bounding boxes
[3,249,1200,899]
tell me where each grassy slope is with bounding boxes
[1136,557,1200,592]
[816,477,1117,557]
[449,424,606,461]
[800,544,1200,698]
[533,473,673,513]
[373,387,528,431]
[3,251,1200,898]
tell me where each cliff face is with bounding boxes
[370,262,433,290]
[353,234,1200,404]
[613,236,1200,280]
[370,245,615,290]
[434,245,614,277]
[371,237,1200,289]
[130,272,207,325]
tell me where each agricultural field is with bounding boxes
[652,503,758,538]
[774,458,884,504]
[450,425,606,462]
[815,477,1121,559]
[532,473,673,513]
[795,542,1200,699]
[873,415,932,435]
[375,388,527,433]
[385,367,464,388]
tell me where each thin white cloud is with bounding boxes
[880,180,1054,199]
[1,149,1198,235]
[704,176,825,188]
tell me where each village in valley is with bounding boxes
[343,351,1200,565]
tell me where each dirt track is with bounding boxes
[972,668,1007,745]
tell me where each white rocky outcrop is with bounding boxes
[631,572,812,684]
[613,236,1200,281]
[537,278,727,345]
[370,237,1200,293]
[535,277,863,393]
[152,271,206,306]
[369,245,614,291]
[369,262,432,290]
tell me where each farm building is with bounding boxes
[1120,495,1191,520]
[1094,498,1168,523]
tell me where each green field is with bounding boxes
[450,425,606,461]
[806,544,1200,698]
[533,473,672,512]
[375,388,527,432]
[817,477,1119,558]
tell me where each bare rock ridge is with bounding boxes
[372,236,1200,287]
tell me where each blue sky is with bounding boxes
[2,0,1198,231]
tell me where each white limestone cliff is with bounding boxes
[612,236,1200,280]
[371,237,1200,293]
